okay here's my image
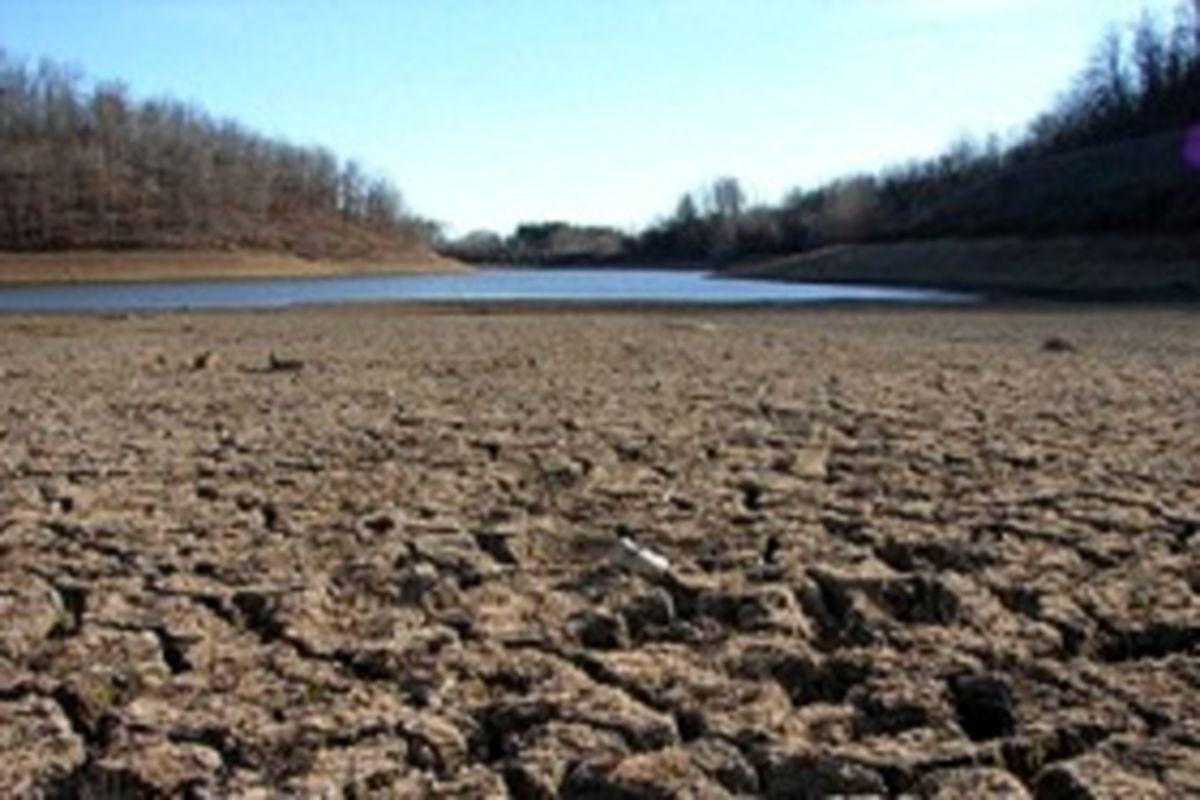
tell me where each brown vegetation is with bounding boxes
[0,51,435,263]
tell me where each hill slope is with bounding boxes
[724,131,1200,299]
[0,51,448,277]
[910,131,1200,238]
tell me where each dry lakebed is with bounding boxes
[1,304,1198,797]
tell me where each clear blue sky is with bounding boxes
[0,0,1175,235]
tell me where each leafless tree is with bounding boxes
[0,49,424,257]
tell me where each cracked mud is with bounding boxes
[1,306,1198,797]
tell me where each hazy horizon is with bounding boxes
[0,0,1180,235]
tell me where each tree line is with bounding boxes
[0,50,427,258]
[445,1,1200,265]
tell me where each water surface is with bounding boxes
[0,268,971,312]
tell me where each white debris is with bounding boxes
[612,537,673,580]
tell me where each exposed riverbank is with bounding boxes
[722,236,1200,301]
[2,303,1197,796]
[0,249,468,285]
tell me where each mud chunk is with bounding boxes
[949,674,1017,742]
[268,352,305,372]
[688,737,759,794]
[571,610,629,651]
[874,537,996,574]
[0,574,64,659]
[401,714,469,777]
[761,751,887,799]
[1095,620,1200,663]
[851,687,933,737]
[696,584,805,633]
[473,531,520,565]
[799,572,878,648]
[1042,337,1077,353]
[792,445,830,481]
[90,737,224,797]
[1034,753,1168,799]
[231,589,287,642]
[762,534,782,566]
[499,720,629,798]
[260,501,281,530]
[916,767,1030,798]
[877,574,960,625]
[356,512,397,538]
[191,350,215,371]
[731,644,871,706]
[397,563,440,606]
[561,749,723,799]
[0,696,87,795]
[621,589,675,641]
[411,533,499,588]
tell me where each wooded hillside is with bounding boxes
[446,2,1199,266]
[0,51,428,260]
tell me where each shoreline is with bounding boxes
[0,249,469,285]
[722,235,1200,302]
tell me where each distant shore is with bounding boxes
[0,249,469,284]
[723,236,1200,301]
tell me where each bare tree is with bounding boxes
[707,177,745,220]
[0,48,425,257]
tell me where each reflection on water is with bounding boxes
[0,268,973,312]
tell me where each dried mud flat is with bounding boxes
[1,305,1198,798]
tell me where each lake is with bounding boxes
[0,268,972,312]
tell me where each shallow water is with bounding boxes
[0,267,972,312]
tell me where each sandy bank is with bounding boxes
[0,249,469,284]
[724,236,1200,299]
